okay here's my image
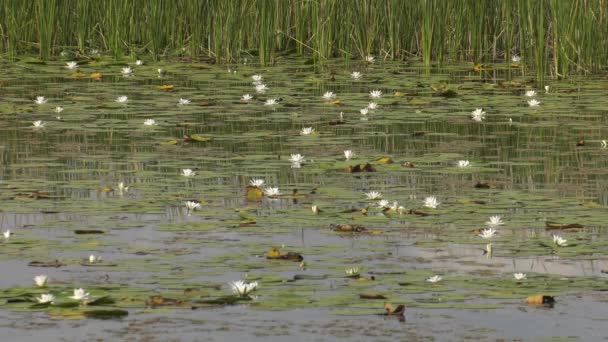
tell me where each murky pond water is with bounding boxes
[1,56,607,340]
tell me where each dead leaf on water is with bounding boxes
[266,248,304,261]
[384,302,405,316]
[375,156,394,164]
[524,295,555,305]
[157,84,175,91]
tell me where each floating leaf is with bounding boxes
[67,70,86,78]
[147,296,184,307]
[83,309,128,319]
[195,296,250,306]
[360,293,388,300]
[87,296,116,306]
[161,140,179,145]
[245,186,263,200]
[266,248,303,261]
[384,302,405,316]
[184,134,212,142]
[90,72,102,80]
[330,224,368,233]
[345,163,376,173]
[326,99,342,105]
[524,295,555,305]
[97,187,113,193]
[74,229,105,235]
[374,156,394,164]
[28,260,65,268]
[545,222,584,231]
[157,84,175,91]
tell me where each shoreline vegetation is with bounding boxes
[1,0,606,78]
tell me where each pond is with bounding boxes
[0,56,607,341]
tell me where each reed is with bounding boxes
[0,0,605,79]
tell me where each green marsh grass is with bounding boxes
[0,0,607,79]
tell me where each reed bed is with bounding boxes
[0,0,605,78]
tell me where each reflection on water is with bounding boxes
[0,57,607,340]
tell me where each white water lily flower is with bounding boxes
[157,68,165,76]
[423,196,440,209]
[544,85,550,93]
[178,98,190,105]
[121,66,133,75]
[322,91,336,100]
[89,254,102,264]
[514,273,527,280]
[552,234,568,247]
[525,90,537,97]
[486,215,504,226]
[229,280,258,297]
[365,55,375,63]
[471,108,485,122]
[377,199,390,208]
[242,94,253,101]
[478,228,497,239]
[511,55,521,63]
[290,154,305,163]
[264,99,277,106]
[70,288,90,301]
[249,179,265,187]
[33,120,45,128]
[34,275,48,287]
[143,119,157,126]
[181,168,196,177]
[360,108,369,115]
[255,83,268,93]
[135,59,144,66]
[369,90,382,98]
[36,294,55,304]
[344,150,354,160]
[3,230,11,239]
[528,99,541,107]
[263,187,281,197]
[457,160,470,168]
[66,61,78,69]
[345,266,361,277]
[34,96,47,105]
[185,200,201,211]
[311,205,320,214]
[367,102,378,110]
[115,96,128,103]
[300,127,315,135]
[118,182,128,192]
[350,71,362,79]
[365,191,382,200]
[426,275,442,283]
[602,140,607,148]
[251,74,263,83]
[54,106,64,113]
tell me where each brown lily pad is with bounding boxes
[330,224,368,232]
[345,163,376,173]
[266,248,304,261]
[245,186,263,200]
[28,260,66,268]
[375,156,394,164]
[74,229,105,235]
[524,295,555,305]
[545,222,584,231]
[360,293,388,300]
[147,296,184,307]
[384,302,405,316]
